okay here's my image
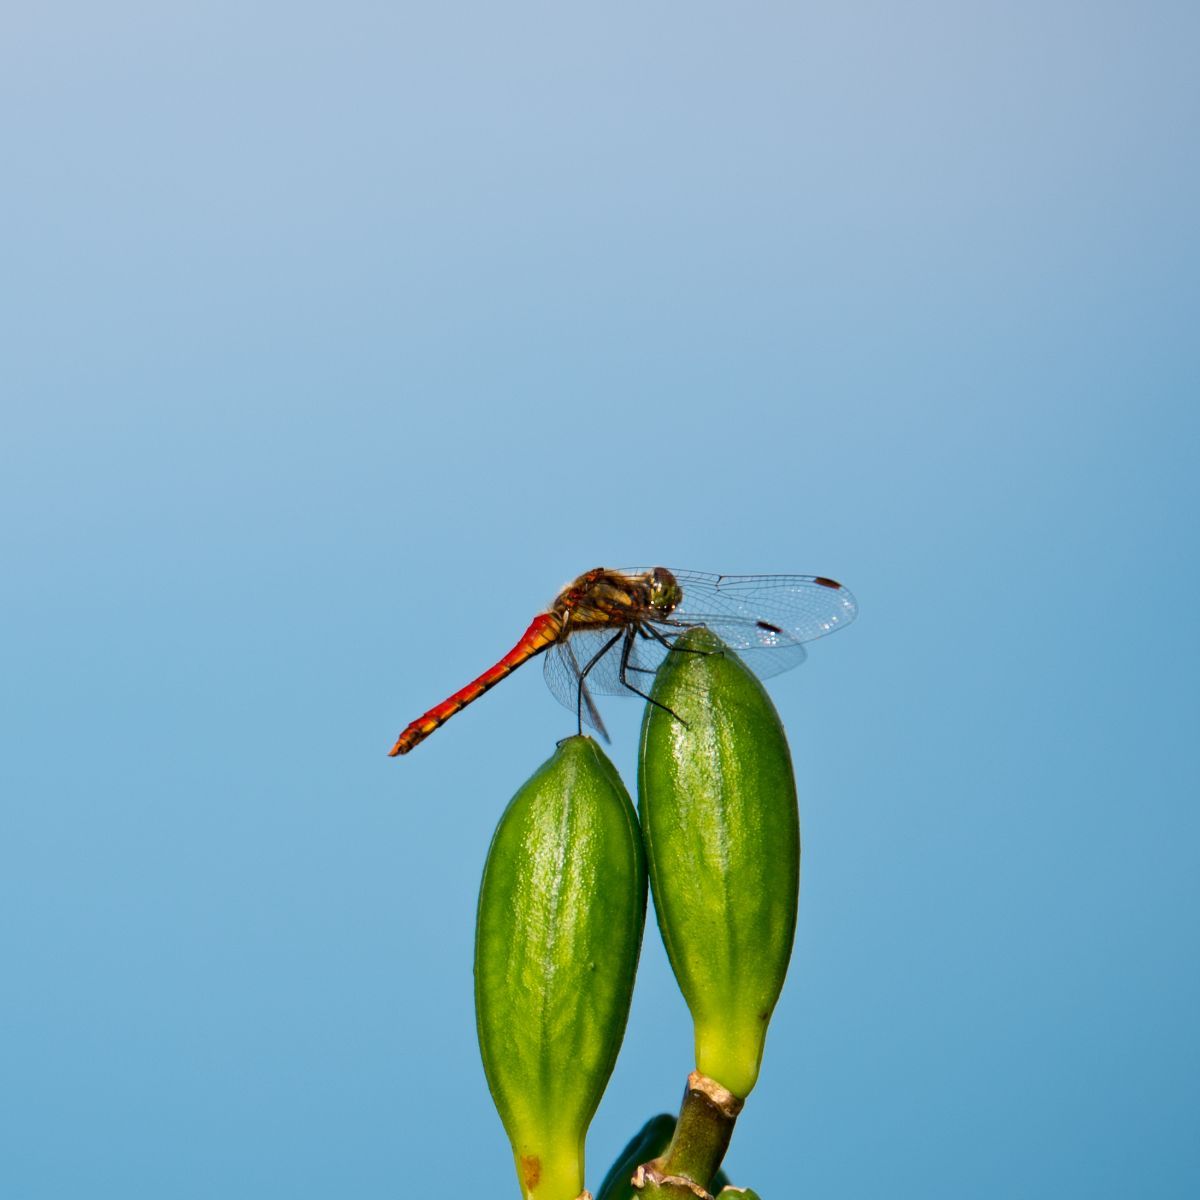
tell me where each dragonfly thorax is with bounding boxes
[550,566,683,628]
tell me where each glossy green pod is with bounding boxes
[638,628,799,1099]
[476,736,647,1200]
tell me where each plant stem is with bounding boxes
[632,1072,744,1197]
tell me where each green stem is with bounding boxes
[634,1072,744,1198]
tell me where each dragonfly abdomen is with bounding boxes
[388,613,562,755]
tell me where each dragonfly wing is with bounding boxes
[543,635,613,739]
[569,624,807,692]
[663,571,858,647]
[715,638,807,679]
[634,619,808,680]
[544,569,850,719]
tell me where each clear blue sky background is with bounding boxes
[2,4,1197,1197]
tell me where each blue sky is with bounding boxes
[2,3,1198,1197]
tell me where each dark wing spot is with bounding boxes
[814,576,841,589]
[757,620,784,635]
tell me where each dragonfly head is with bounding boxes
[647,567,683,617]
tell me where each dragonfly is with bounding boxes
[388,567,857,756]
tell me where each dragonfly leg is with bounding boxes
[624,628,700,676]
[575,629,623,736]
[643,621,717,657]
[619,626,688,726]
[651,617,723,640]
[623,625,659,676]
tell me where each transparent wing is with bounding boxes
[543,571,856,727]
[543,632,616,738]
[545,627,691,702]
[618,569,857,646]
[543,612,808,709]
[671,634,808,681]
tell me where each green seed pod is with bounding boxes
[638,628,800,1099]
[476,736,647,1200]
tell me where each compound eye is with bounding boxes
[649,567,680,613]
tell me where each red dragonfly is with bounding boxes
[389,567,857,756]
